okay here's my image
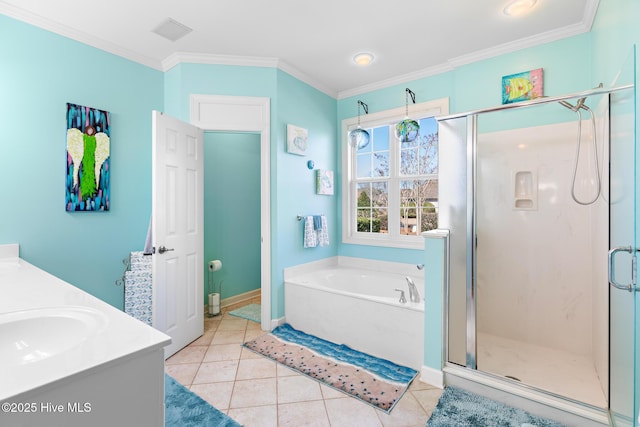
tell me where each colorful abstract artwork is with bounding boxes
[502,68,544,104]
[66,103,111,211]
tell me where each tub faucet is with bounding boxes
[405,276,421,303]
[394,289,407,304]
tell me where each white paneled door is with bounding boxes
[152,111,204,359]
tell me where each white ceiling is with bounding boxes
[1,0,598,99]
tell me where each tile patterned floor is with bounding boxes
[165,301,443,427]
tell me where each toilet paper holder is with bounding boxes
[208,259,222,271]
[207,259,222,317]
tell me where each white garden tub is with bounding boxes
[284,258,424,369]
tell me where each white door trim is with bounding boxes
[190,94,271,331]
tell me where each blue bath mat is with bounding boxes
[426,386,566,426]
[228,303,261,323]
[165,374,240,427]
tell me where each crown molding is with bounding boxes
[276,60,338,98]
[161,53,337,98]
[3,0,599,100]
[337,63,455,100]
[0,2,163,70]
[162,52,279,71]
[448,21,592,68]
[582,0,600,32]
[339,0,599,99]
[448,0,599,68]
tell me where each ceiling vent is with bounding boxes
[152,18,193,42]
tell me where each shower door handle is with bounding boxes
[608,246,636,292]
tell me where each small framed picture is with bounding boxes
[287,124,308,156]
[316,169,334,195]
[502,68,544,104]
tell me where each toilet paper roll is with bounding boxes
[208,260,222,271]
[208,293,220,315]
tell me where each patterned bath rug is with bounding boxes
[426,386,566,427]
[242,323,418,413]
[228,303,261,323]
[165,374,241,427]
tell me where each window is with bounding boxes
[342,98,448,249]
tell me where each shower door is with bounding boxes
[608,47,638,427]
[473,102,610,406]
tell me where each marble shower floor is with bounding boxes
[477,332,607,408]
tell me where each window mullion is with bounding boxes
[387,126,400,239]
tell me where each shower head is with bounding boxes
[559,97,588,112]
[559,100,576,111]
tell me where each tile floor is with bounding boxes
[165,301,443,427]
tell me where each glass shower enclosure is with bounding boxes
[438,80,636,425]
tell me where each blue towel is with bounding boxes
[313,215,322,230]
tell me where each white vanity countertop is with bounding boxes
[0,245,171,401]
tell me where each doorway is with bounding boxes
[190,94,271,331]
[204,132,261,310]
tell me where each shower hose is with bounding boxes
[570,106,601,205]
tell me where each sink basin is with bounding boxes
[0,306,108,365]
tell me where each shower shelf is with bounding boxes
[513,170,537,210]
[514,198,534,209]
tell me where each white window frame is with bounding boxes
[341,97,449,249]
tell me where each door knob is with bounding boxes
[158,245,174,254]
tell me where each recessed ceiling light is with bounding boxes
[503,0,537,16]
[152,18,193,42]
[353,53,374,66]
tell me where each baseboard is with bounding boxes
[204,288,261,314]
[271,316,285,330]
[221,288,261,308]
[420,365,444,389]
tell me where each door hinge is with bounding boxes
[633,252,637,289]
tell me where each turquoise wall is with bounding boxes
[272,71,338,315]
[163,63,278,122]
[423,235,446,372]
[0,15,163,309]
[591,0,640,87]
[203,132,261,301]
